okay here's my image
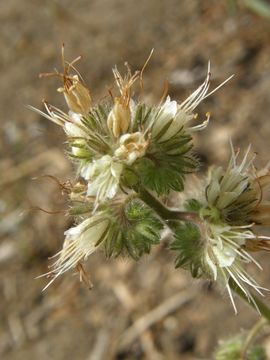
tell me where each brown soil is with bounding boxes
[1,1,270,359]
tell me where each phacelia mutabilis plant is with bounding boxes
[31,45,270,317]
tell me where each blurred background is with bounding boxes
[1,0,270,359]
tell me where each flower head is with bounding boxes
[32,51,232,205]
[171,145,270,312]
[40,192,164,288]
[41,212,111,290]
[32,49,235,288]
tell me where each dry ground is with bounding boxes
[1,1,270,359]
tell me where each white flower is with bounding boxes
[177,145,270,312]
[206,145,255,210]
[28,102,87,138]
[151,96,193,141]
[81,155,123,205]
[148,63,232,140]
[64,111,86,137]
[204,222,268,313]
[42,214,110,290]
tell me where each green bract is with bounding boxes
[170,222,203,278]
[103,199,164,259]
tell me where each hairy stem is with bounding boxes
[139,188,204,225]
[140,188,270,322]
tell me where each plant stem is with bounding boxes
[139,188,205,227]
[240,317,267,359]
[139,188,270,323]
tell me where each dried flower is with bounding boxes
[57,74,91,116]
[114,132,149,165]
[107,98,131,138]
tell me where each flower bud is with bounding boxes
[58,75,91,115]
[107,98,131,138]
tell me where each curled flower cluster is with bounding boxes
[34,60,216,206]
[33,48,215,284]
[171,145,270,312]
[32,46,270,313]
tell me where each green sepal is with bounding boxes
[152,124,192,154]
[104,224,123,257]
[82,104,109,136]
[132,104,153,132]
[68,142,94,161]
[170,222,204,278]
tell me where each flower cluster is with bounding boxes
[32,46,270,313]
[171,145,270,312]
[35,60,215,205]
[32,48,222,286]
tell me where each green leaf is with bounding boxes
[136,157,184,195]
[136,153,198,195]
[135,125,198,195]
[214,336,266,360]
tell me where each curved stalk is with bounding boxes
[240,317,267,359]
